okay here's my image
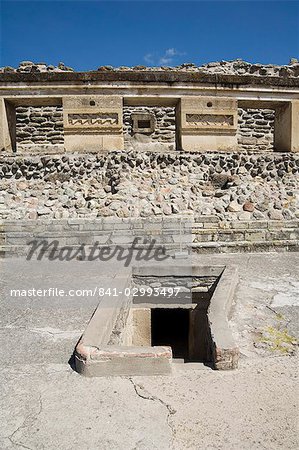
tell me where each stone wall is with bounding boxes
[1,217,298,257]
[237,108,274,151]
[15,106,64,147]
[0,151,298,222]
[123,106,176,151]
[14,105,276,153]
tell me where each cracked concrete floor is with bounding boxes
[0,253,298,449]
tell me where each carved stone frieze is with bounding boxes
[186,113,234,127]
[67,113,118,127]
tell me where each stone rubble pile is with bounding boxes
[0,152,298,221]
[0,61,74,73]
[97,59,299,78]
[194,59,299,77]
[1,59,298,77]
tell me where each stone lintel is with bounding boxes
[1,70,299,88]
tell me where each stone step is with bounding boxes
[192,228,299,243]
[1,237,299,257]
[192,239,299,253]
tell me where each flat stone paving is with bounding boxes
[0,253,298,449]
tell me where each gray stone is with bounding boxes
[269,209,284,220]
[228,201,242,212]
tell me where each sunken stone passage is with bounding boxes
[15,106,64,146]
[0,151,298,221]
[74,265,239,375]
[123,106,176,150]
[131,274,220,362]
[237,108,274,151]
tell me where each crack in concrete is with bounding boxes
[5,307,32,329]
[129,377,177,445]
[7,393,43,450]
[245,254,252,270]
[4,293,35,329]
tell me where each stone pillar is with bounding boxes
[63,95,124,152]
[0,98,16,152]
[178,96,238,152]
[274,100,299,152]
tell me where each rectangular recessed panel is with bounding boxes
[186,113,234,127]
[138,120,151,129]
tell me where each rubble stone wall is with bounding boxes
[0,151,298,222]
[237,108,274,151]
[123,106,176,150]
[15,106,64,146]
[15,105,276,153]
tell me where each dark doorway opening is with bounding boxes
[151,306,212,363]
[151,308,189,359]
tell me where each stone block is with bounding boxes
[203,222,220,229]
[179,96,238,152]
[110,234,135,244]
[79,221,104,231]
[283,220,299,228]
[191,222,204,229]
[143,221,163,232]
[75,345,172,377]
[0,98,16,152]
[102,220,131,231]
[213,346,239,370]
[221,231,245,242]
[267,229,299,241]
[230,221,250,229]
[267,220,285,230]
[193,232,215,243]
[248,220,268,229]
[132,308,151,346]
[195,215,219,223]
[244,230,266,242]
[63,95,124,152]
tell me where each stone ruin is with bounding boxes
[0,60,298,375]
[0,60,298,226]
[1,58,299,77]
[0,61,298,231]
[75,265,239,376]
